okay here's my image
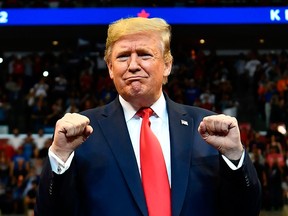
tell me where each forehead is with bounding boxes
[112,32,162,51]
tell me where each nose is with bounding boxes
[128,54,141,72]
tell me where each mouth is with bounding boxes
[124,76,147,82]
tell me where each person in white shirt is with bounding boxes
[35,17,261,216]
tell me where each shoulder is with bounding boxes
[166,95,216,118]
[79,97,121,120]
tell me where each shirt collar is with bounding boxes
[119,93,167,122]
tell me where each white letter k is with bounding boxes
[270,9,281,21]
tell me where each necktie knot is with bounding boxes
[137,107,153,119]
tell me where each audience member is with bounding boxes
[7,128,23,150]
[24,179,38,216]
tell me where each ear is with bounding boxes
[163,60,172,77]
[107,62,114,79]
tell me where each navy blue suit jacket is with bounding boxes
[35,94,261,216]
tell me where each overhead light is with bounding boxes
[259,38,265,44]
[43,71,49,77]
[277,124,286,135]
[199,39,205,44]
[52,40,59,46]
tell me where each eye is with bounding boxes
[116,55,129,62]
[139,53,152,60]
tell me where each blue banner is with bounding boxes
[0,7,288,26]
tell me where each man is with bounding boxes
[35,17,261,216]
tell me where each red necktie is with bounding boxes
[138,108,171,216]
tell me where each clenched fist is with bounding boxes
[50,113,93,162]
[198,114,244,160]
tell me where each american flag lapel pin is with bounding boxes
[181,119,188,126]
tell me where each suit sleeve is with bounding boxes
[34,158,78,216]
[218,150,262,216]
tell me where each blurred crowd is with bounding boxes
[0,36,288,214]
[0,128,51,215]
[0,0,287,8]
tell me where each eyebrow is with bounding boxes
[116,46,153,55]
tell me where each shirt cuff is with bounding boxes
[48,147,74,174]
[221,150,245,170]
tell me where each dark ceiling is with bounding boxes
[0,23,287,52]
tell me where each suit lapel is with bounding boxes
[98,98,148,216]
[166,98,194,216]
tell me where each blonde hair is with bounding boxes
[104,17,173,65]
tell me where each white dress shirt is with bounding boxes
[120,93,171,184]
[49,93,244,177]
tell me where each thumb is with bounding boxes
[83,125,93,140]
[198,121,209,140]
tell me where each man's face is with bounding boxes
[107,32,171,109]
